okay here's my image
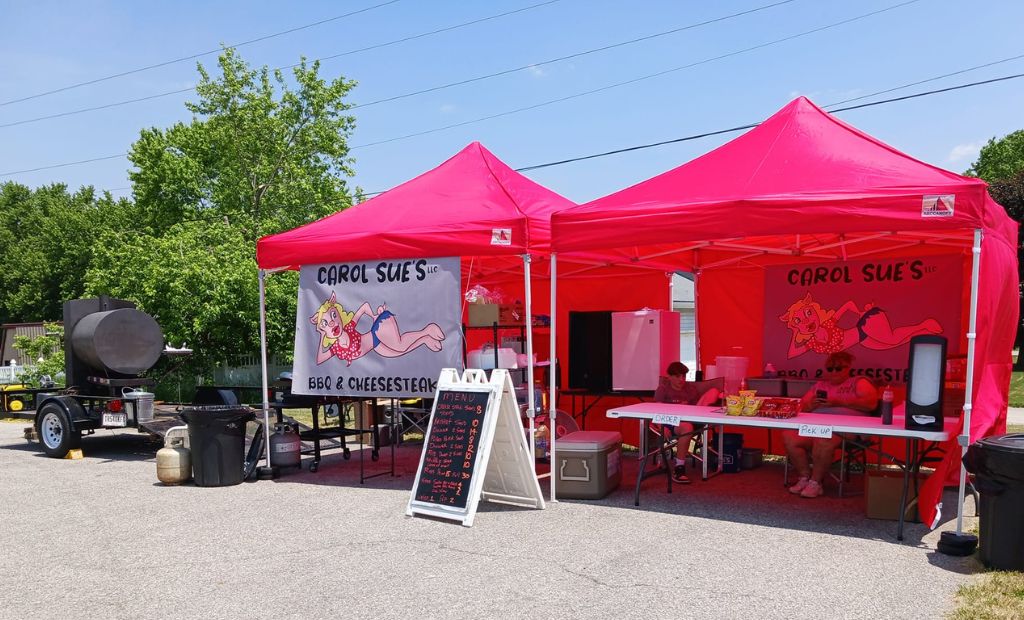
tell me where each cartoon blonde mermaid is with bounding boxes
[779,292,942,359]
[311,292,445,366]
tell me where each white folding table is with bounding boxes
[607,403,956,540]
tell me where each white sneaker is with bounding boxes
[788,476,810,494]
[800,479,824,498]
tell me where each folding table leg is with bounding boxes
[897,438,911,542]
[634,419,647,506]
[717,427,724,475]
[701,427,709,481]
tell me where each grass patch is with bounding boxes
[949,572,1024,619]
[1010,371,1024,408]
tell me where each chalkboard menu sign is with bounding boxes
[413,389,491,509]
[408,368,544,526]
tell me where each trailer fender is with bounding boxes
[35,395,88,430]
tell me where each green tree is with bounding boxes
[0,182,136,324]
[966,131,1024,368]
[85,220,297,371]
[89,48,358,372]
[128,48,357,239]
[966,130,1024,183]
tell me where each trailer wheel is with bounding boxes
[36,403,80,458]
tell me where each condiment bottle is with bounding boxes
[881,385,894,425]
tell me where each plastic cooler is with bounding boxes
[555,431,622,499]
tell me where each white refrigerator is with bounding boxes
[611,309,680,391]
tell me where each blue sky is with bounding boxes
[1,0,1023,204]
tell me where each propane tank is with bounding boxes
[269,423,301,468]
[156,436,191,485]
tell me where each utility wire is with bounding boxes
[350,0,797,109]
[822,52,1024,107]
[1,153,128,176]
[0,88,197,128]
[2,68,1022,179]
[0,0,563,129]
[0,0,402,107]
[515,73,1024,172]
[350,0,923,149]
[276,0,563,70]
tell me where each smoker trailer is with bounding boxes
[34,296,166,458]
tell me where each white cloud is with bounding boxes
[439,103,456,114]
[527,64,547,78]
[947,141,983,164]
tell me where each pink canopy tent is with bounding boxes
[552,97,1019,530]
[256,142,671,495]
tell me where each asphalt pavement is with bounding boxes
[0,421,981,619]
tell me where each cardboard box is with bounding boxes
[499,303,518,324]
[866,470,922,522]
[467,303,500,327]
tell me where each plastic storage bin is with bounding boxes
[747,378,785,397]
[741,447,763,469]
[180,405,254,487]
[555,431,622,499]
[785,379,817,398]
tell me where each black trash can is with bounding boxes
[963,433,1024,570]
[180,406,255,487]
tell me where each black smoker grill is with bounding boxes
[34,296,165,457]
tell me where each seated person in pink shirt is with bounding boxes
[655,361,721,484]
[783,351,878,498]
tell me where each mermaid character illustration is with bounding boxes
[310,292,445,366]
[779,292,942,359]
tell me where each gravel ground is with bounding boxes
[0,422,981,619]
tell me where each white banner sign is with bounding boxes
[293,257,464,398]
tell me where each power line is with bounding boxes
[350,0,923,149]
[0,0,564,129]
[515,73,1024,173]
[1,153,128,176]
[277,0,564,70]
[0,0,402,108]
[3,68,1022,180]
[827,72,1024,113]
[350,0,798,109]
[822,52,1024,108]
[0,88,196,129]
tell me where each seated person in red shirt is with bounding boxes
[783,351,878,498]
[655,361,721,484]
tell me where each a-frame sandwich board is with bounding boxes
[407,368,545,526]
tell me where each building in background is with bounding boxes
[672,273,696,379]
[0,323,48,366]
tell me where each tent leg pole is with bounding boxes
[549,253,558,503]
[258,269,274,474]
[694,261,702,377]
[956,229,983,534]
[523,254,536,469]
